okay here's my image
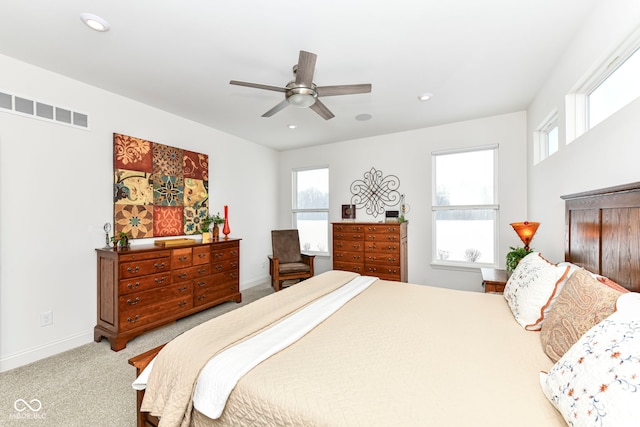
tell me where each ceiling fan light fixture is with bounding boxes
[418,93,433,101]
[287,93,316,108]
[80,13,110,32]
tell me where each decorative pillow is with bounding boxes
[503,252,570,331]
[596,276,630,294]
[540,268,623,362]
[540,292,640,427]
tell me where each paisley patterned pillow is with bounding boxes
[540,269,622,362]
[540,292,640,426]
[503,252,570,330]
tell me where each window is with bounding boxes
[292,167,329,255]
[432,146,498,267]
[534,110,558,163]
[588,46,640,128]
[566,32,640,143]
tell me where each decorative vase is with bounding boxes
[212,223,220,240]
[222,205,230,238]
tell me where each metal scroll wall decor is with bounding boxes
[113,133,209,239]
[350,167,401,217]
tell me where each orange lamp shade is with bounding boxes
[510,221,540,251]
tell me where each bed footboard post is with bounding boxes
[129,344,166,427]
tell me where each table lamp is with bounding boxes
[510,221,540,251]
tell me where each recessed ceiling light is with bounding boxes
[80,13,110,32]
[418,93,433,101]
[355,113,373,121]
[287,124,297,129]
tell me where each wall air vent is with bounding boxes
[0,90,90,130]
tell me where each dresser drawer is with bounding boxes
[211,258,239,273]
[171,248,193,268]
[120,257,170,279]
[119,283,192,313]
[118,296,192,332]
[194,283,239,307]
[365,265,401,281]
[333,240,364,252]
[365,233,401,242]
[119,250,170,263]
[212,243,240,261]
[363,224,402,234]
[334,251,364,263]
[119,272,172,295]
[333,232,364,241]
[333,261,364,274]
[172,265,211,283]
[365,253,400,266]
[366,242,401,254]
[333,224,364,233]
[193,246,210,265]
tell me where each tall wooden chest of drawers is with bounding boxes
[95,239,241,351]
[332,222,408,281]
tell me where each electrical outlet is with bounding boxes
[40,311,53,327]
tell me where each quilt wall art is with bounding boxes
[113,133,209,239]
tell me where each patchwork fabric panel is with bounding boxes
[113,133,209,238]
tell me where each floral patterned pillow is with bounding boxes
[503,252,571,330]
[540,292,640,426]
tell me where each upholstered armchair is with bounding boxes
[269,229,315,291]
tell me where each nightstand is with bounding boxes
[481,268,508,293]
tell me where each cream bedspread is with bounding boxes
[143,270,565,427]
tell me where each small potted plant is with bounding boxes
[111,231,131,250]
[505,246,532,273]
[200,215,214,243]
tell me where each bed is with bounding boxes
[130,182,640,427]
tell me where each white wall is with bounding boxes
[278,111,528,291]
[527,0,640,263]
[0,54,278,371]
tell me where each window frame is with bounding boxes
[566,29,640,143]
[431,145,499,269]
[533,109,559,164]
[291,165,330,256]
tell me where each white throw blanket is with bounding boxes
[192,275,377,419]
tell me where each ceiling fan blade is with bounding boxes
[309,99,335,120]
[294,51,317,87]
[316,84,372,97]
[230,80,286,92]
[262,99,290,117]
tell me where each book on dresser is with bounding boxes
[332,222,407,282]
[94,238,241,351]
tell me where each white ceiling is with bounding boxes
[0,0,599,151]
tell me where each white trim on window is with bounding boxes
[534,109,559,164]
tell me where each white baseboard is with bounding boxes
[240,275,270,290]
[0,331,93,373]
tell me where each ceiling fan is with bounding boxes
[230,50,372,120]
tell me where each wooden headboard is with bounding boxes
[562,181,640,292]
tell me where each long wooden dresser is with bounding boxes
[332,222,408,281]
[94,239,241,351]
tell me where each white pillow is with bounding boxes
[503,252,570,330]
[540,292,640,427]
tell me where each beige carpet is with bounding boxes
[0,281,274,427]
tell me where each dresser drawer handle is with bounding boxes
[231,262,238,268]
[154,262,166,270]
[198,253,206,259]
[336,242,343,248]
[230,272,238,279]
[231,251,238,257]
[178,272,188,279]
[196,281,206,287]
[127,266,140,274]
[367,235,376,240]
[154,277,166,284]
[336,234,344,239]
[336,253,344,259]
[178,300,188,307]
[197,295,206,301]
[127,315,140,323]
[178,286,188,293]
[214,253,223,258]
[127,297,140,306]
[127,282,140,290]
[229,285,236,291]
[353,255,361,260]
[215,265,223,271]
[177,255,188,262]
[197,268,207,275]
